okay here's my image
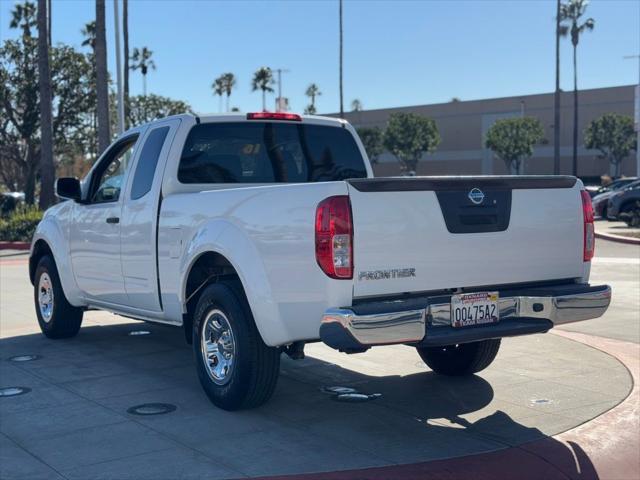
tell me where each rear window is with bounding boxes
[178,122,367,183]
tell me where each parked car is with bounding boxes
[0,191,25,217]
[585,177,637,198]
[607,180,640,223]
[29,112,611,411]
[592,178,639,219]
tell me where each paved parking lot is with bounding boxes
[0,239,638,479]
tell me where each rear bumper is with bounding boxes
[320,283,611,352]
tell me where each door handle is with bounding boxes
[106,217,120,224]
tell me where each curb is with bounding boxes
[0,241,30,251]
[595,231,640,245]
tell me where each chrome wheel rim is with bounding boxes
[200,309,236,385]
[38,273,54,323]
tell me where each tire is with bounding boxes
[416,339,501,376]
[33,255,83,339]
[193,282,280,410]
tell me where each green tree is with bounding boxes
[584,113,636,177]
[383,113,440,174]
[251,66,274,112]
[485,117,544,174]
[0,30,93,202]
[127,94,192,126]
[130,46,155,96]
[95,0,110,155]
[357,127,383,164]
[351,99,362,112]
[304,83,321,114]
[80,21,96,50]
[560,0,595,176]
[9,0,36,37]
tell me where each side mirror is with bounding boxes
[55,177,82,202]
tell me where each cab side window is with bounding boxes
[90,136,138,203]
[130,127,170,200]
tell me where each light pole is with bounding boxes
[113,0,125,135]
[275,68,290,112]
[624,55,640,177]
[553,0,561,175]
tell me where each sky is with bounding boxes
[1,0,638,115]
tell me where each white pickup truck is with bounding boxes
[30,112,611,410]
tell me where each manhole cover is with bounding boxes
[321,386,358,395]
[127,403,176,416]
[0,387,31,397]
[334,393,382,403]
[8,355,41,363]
[128,330,151,336]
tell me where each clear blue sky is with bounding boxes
[1,0,638,114]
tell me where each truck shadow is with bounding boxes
[0,322,599,479]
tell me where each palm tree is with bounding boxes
[251,67,275,112]
[95,0,110,155]
[338,0,344,118]
[123,0,130,127]
[560,0,595,176]
[221,73,236,112]
[351,99,362,112]
[37,0,54,208]
[80,21,96,50]
[305,83,321,112]
[212,77,224,113]
[130,47,156,96]
[10,1,37,38]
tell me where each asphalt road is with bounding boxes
[0,239,638,479]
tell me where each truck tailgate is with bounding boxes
[347,176,585,299]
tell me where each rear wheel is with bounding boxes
[193,282,280,410]
[416,339,501,376]
[33,255,83,339]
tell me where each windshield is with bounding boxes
[178,122,367,184]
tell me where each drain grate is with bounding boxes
[8,355,41,363]
[127,403,176,416]
[128,330,151,336]
[0,387,31,397]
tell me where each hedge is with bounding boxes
[0,206,43,242]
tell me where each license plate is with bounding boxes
[451,292,499,327]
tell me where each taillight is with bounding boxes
[315,196,353,279]
[581,190,595,261]
[246,112,302,121]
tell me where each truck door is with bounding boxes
[119,118,181,313]
[69,134,141,305]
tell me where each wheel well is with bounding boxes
[29,240,53,285]
[182,251,243,344]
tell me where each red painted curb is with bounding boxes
[0,241,30,250]
[595,231,640,245]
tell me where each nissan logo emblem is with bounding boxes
[468,188,485,205]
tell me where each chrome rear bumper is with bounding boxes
[320,284,611,352]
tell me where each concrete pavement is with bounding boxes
[0,239,638,479]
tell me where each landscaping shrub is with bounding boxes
[0,206,43,242]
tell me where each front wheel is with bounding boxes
[416,339,501,376]
[33,255,83,339]
[193,282,280,410]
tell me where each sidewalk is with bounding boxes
[594,220,640,245]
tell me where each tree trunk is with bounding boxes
[95,0,110,155]
[262,89,266,111]
[123,0,129,128]
[339,0,344,118]
[553,0,561,175]
[572,44,578,177]
[38,0,55,209]
[226,93,230,112]
[24,144,37,205]
[47,0,51,45]
[143,73,147,97]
